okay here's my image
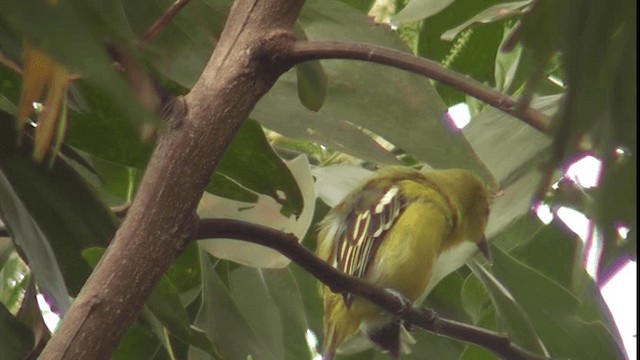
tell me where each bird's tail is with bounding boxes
[322,293,360,359]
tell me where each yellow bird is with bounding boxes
[316,167,491,359]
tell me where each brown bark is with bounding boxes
[39,1,305,358]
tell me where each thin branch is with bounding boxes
[289,40,551,134]
[0,51,22,73]
[139,0,192,45]
[194,218,547,360]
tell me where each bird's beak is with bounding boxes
[477,235,492,264]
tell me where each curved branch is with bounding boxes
[194,218,547,360]
[288,40,550,134]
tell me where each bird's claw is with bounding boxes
[384,288,413,316]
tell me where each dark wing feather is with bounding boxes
[335,185,406,306]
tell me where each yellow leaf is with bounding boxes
[33,64,69,163]
[17,43,54,136]
[18,42,70,164]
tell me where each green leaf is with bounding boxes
[591,0,637,279]
[70,91,297,210]
[469,261,547,356]
[517,0,563,63]
[295,61,328,113]
[66,82,154,169]
[0,113,118,303]
[490,212,544,252]
[207,173,259,204]
[423,271,470,322]
[394,272,473,359]
[15,278,51,359]
[164,242,202,298]
[83,246,215,357]
[484,169,543,243]
[392,0,457,24]
[0,0,160,133]
[441,1,531,42]
[0,301,34,360]
[253,0,491,181]
[460,341,498,360]
[509,219,578,287]
[262,269,313,359]
[493,22,564,98]
[460,303,500,360]
[463,95,556,185]
[460,272,491,325]
[122,0,231,89]
[0,239,15,270]
[519,0,637,283]
[0,251,29,314]
[215,119,304,217]
[113,323,167,360]
[481,214,626,358]
[509,219,622,343]
[293,23,328,112]
[336,0,377,12]
[493,25,524,95]
[598,153,637,280]
[0,20,22,68]
[403,331,465,360]
[0,187,72,316]
[0,64,21,115]
[190,252,272,360]
[227,267,295,359]
[198,156,315,269]
[459,301,499,359]
[289,260,325,352]
[85,154,144,204]
[228,268,313,359]
[415,0,508,106]
[490,244,626,359]
[148,276,217,357]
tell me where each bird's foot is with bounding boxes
[384,288,413,316]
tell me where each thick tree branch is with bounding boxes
[287,40,551,134]
[194,218,547,360]
[39,1,306,359]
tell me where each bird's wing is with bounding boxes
[335,184,407,306]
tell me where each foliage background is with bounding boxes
[0,0,635,359]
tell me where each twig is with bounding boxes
[139,0,192,45]
[194,218,547,360]
[0,51,22,73]
[287,40,551,134]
